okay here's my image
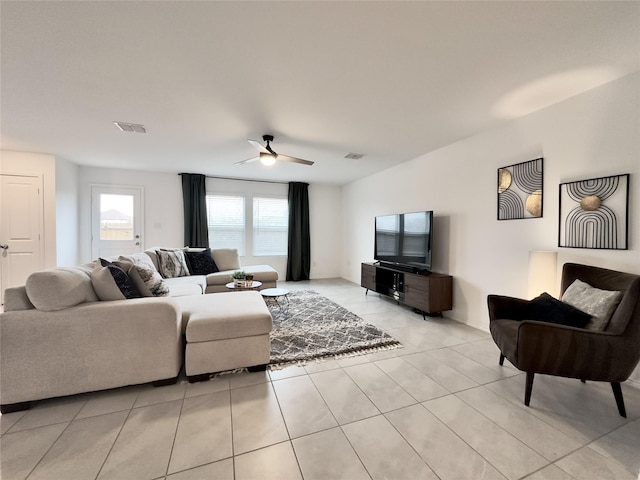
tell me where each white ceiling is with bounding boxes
[2,1,639,185]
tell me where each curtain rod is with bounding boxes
[178,173,288,185]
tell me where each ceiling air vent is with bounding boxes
[114,122,146,133]
[344,153,365,159]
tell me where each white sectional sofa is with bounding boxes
[0,248,277,413]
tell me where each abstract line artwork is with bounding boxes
[497,158,543,220]
[559,174,629,249]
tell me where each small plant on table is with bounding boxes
[231,270,247,287]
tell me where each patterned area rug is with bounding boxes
[268,289,402,369]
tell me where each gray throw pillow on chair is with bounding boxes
[561,279,623,331]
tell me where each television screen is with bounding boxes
[374,211,433,271]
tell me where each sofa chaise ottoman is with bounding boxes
[175,291,273,381]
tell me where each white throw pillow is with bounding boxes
[156,249,190,278]
[561,279,622,331]
[129,262,170,297]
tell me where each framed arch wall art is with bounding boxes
[497,158,543,220]
[558,173,629,249]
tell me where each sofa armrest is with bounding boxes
[515,320,630,381]
[3,286,35,311]
[487,295,530,321]
[0,297,183,405]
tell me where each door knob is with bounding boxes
[0,244,8,250]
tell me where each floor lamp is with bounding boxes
[527,251,558,299]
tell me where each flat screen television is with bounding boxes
[374,211,433,272]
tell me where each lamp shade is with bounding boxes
[259,152,277,166]
[528,251,558,299]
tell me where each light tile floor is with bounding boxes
[1,278,639,480]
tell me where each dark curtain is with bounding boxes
[286,182,310,281]
[181,173,209,247]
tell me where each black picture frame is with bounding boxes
[497,158,544,220]
[558,173,629,249]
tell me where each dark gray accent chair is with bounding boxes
[488,263,640,417]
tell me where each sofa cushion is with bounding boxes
[117,253,157,271]
[178,291,272,342]
[3,286,35,312]
[25,266,99,311]
[206,265,278,286]
[164,276,207,297]
[211,249,240,271]
[185,248,219,275]
[562,279,623,331]
[129,262,170,297]
[156,249,190,278]
[91,259,142,301]
[144,248,161,271]
[242,265,278,282]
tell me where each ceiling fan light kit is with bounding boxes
[259,152,277,166]
[237,134,315,167]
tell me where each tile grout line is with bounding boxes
[162,386,188,478]
[269,376,306,479]
[94,390,142,480]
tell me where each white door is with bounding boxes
[0,174,44,304]
[91,185,144,259]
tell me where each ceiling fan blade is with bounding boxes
[276,154,314,166]
[234,156,259,165]
[247,139,269,154]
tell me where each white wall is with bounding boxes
[55,158,80,266]
[78,166,184,262]
[342,72,639,327]
[0,150,57,269]
[309,183,343,279]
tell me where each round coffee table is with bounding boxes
[260,288,290,310]
[225,281,262,291]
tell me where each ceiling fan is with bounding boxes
[235,135,314,166]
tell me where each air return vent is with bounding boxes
[114,122,146,133]
[344,153,365,159]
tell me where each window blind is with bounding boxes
[206,194,245,255]
[253,196,288,256]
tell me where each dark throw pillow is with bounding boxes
[93,258,142,300]
[184,248,219,275]
[522,292,592,328]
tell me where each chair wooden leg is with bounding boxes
[499,354,505,366]
[524,372,535,406]
[611,382,627,418]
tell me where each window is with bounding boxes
[253,197,288,256]
[99,194,134,240]
[206,194,245,255]
[206,193,288,257]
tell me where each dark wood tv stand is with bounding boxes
[361,262,452,318]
